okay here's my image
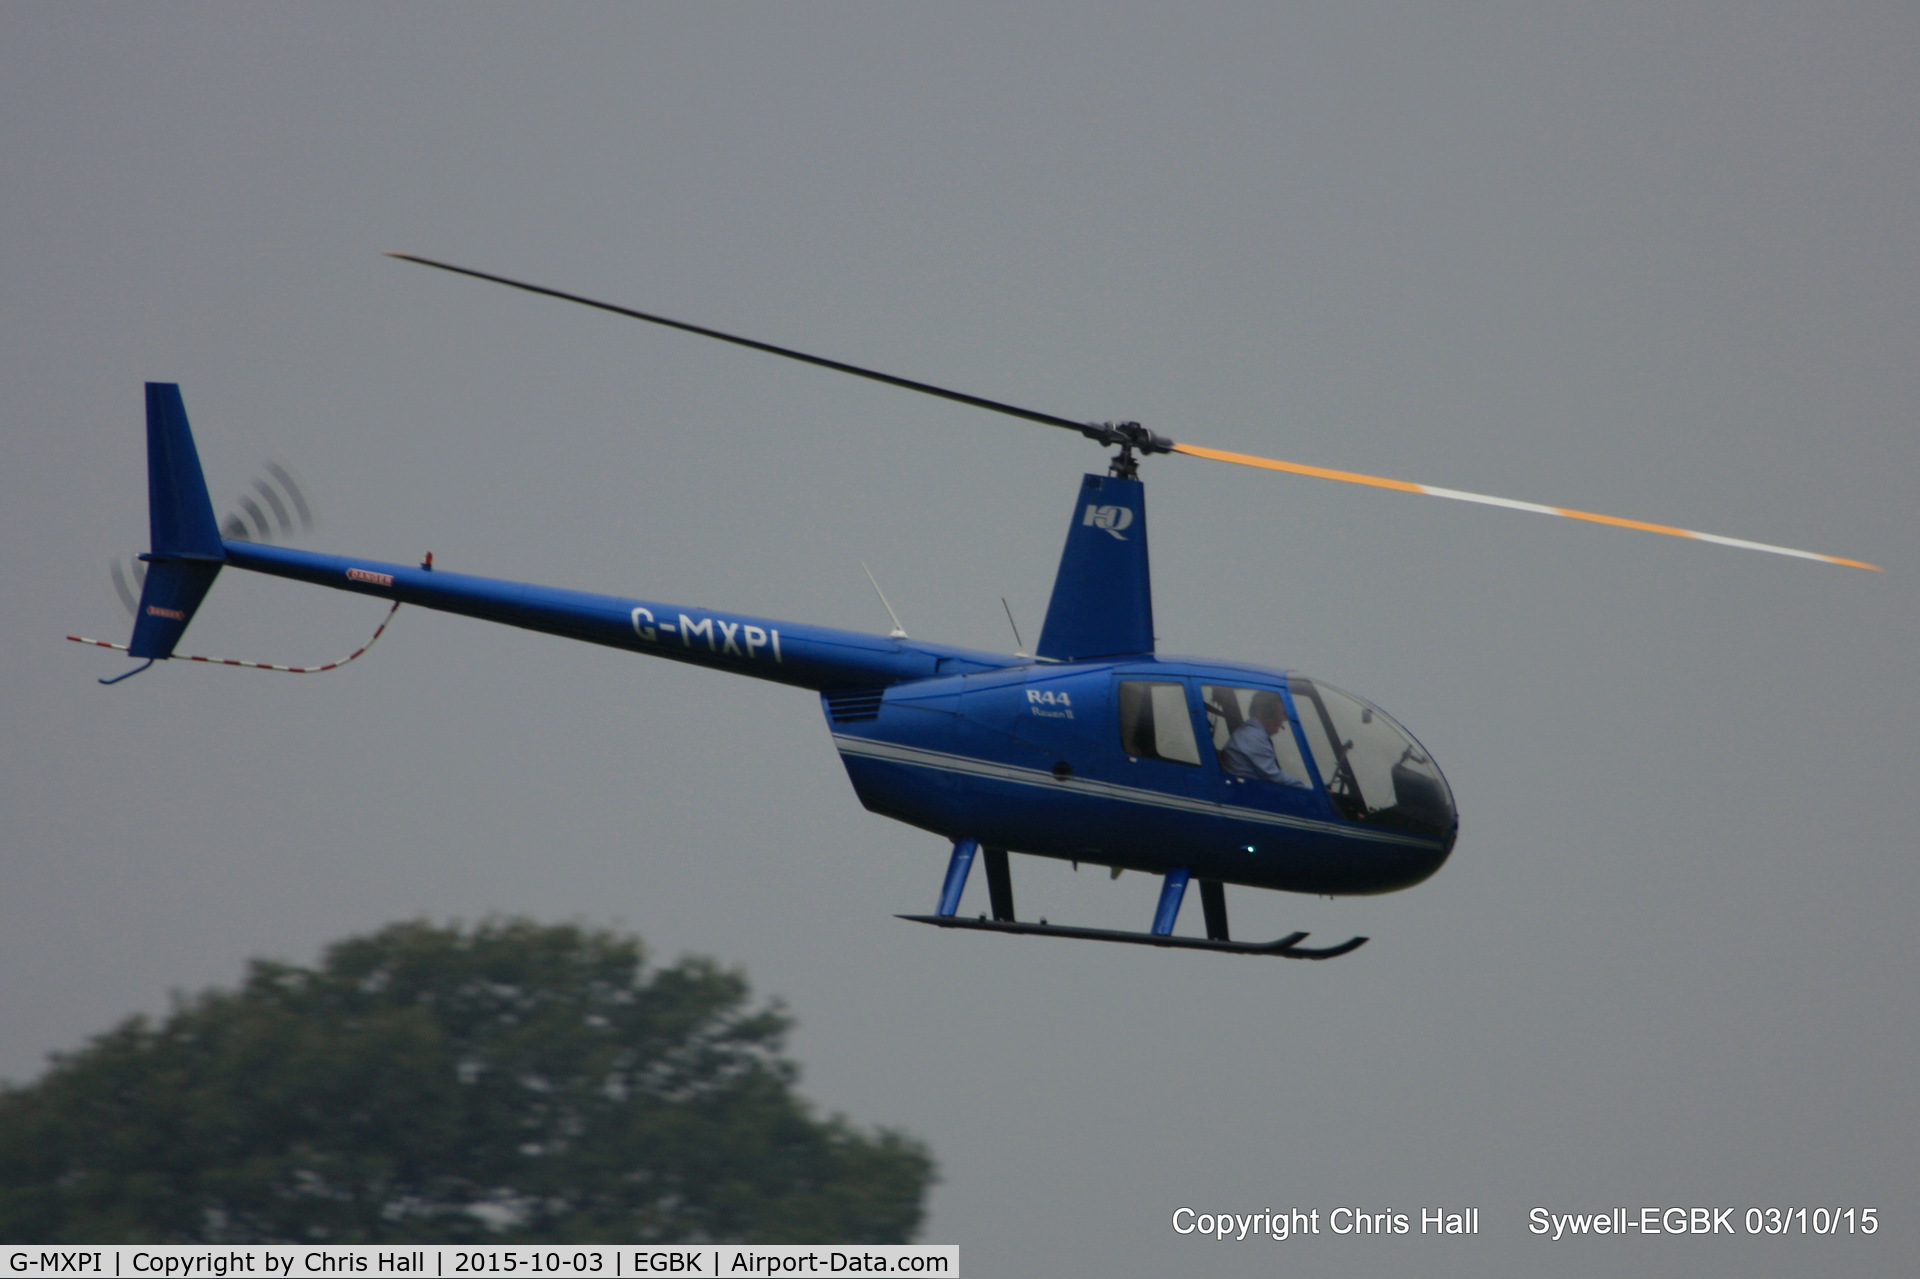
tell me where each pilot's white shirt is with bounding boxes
[1221,718,1311,788]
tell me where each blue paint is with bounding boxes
[221,541,1018,692]
[112,386,1459,910]
[143,384,223,561]
[98,658,155,686]
[938,838,979,916]
[1152,867,1190,936]
[128,385,226,659]
[1036,474,1153,661]
[127,559,223,659]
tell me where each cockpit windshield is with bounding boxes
[1288,677,1455,838]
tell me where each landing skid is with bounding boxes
[898,913,1368,959]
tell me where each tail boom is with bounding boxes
[221,541,1016,692]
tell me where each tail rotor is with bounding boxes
[111,459,316,618]
[110,557,147,617]
[218,460,314,543]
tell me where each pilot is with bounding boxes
[1221,690,1311,788]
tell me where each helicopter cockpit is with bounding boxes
[1204,678,1456,840]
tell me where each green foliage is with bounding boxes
[0,920,933,1244]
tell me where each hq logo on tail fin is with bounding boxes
[1083,503,1134,540]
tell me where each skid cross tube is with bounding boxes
[898,914,1367,960]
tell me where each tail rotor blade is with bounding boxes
[235,493,273,541]
[262,459,314,531]
[1171,442,1880,571]
[218,460,318,546]
[251,476,293,537]
[110,558,146,617]
[112,456,317,618]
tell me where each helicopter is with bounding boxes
[80,255,1880,960]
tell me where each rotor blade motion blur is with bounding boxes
[111,461,317,618]
[388,253,1103,438]
[389,253,1876,571]
[1171,442,1880,571]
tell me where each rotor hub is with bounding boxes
[1080,421,1173,479]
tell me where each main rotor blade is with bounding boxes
[389,253,1876,571]
[387,253,1093,436]
[1171,442,1880,571]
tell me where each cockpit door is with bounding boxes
[1105,675,1218,859]
[1201,681,1332,821]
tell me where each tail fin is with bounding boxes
[1034,473,1154,661]
[127,383,225,659]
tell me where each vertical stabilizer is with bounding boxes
[1034,474,1153,661]
[128,384,225,659]
[145,383,222,558]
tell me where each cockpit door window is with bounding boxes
[1202,684,1315,790]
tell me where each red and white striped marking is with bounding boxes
[68,601,401,672]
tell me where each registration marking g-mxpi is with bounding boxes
[632,608,782,663]
[8,1253,102,1273]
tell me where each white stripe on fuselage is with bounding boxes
[830,734,1441,849]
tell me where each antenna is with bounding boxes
[862,562,908,638]
[1001,597,1029,658]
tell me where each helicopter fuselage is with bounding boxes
[114,382,1454,955]
[104,255,1870,950]
[222,539,1455,897]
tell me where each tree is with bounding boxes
[0,919,933,1244]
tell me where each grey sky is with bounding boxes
[4,5,1915,1274]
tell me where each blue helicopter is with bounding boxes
[93,256,1880,959]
